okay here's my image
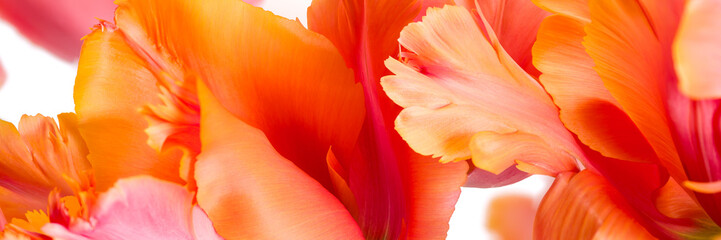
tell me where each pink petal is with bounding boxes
[42,176,221,240]
[0,0,117,61]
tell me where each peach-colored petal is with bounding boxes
[535,171,655,239]
[0,114,90,220]
[194,82,363,239]
[0,0,116,61]
[673,0,721,99]
[41,176,221,240]
[583,0,685,182]
[486,195,535,240]
[533,14,657,164]
[382,5,581,176]
[470,131,574,175]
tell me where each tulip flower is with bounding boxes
[71,0,468,239]
[382,0,721,238]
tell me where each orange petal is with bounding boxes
[486,195,535,240]
[75,24,185,190]
[531,0,590,20]
[673,0,721,99]
[533,14,657,164]
[657,179,721,237]
[637,0,685,48]
[583,0,685,181]
[41,176,221,239]
[685,181,721,194]
[417,0,456,21]
[535,171,655,239]
[658,178,709,219]
[111,0,365,191]
[0,0,116,61]
[382,5,581,176]
[326,148,359,219]
[308,0,419,81]
[194,81,363,239]
[0,114,90,220]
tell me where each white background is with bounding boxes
[0,1,552,239]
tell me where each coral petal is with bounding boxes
[535,171,655,239]
[194,82,363,239]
